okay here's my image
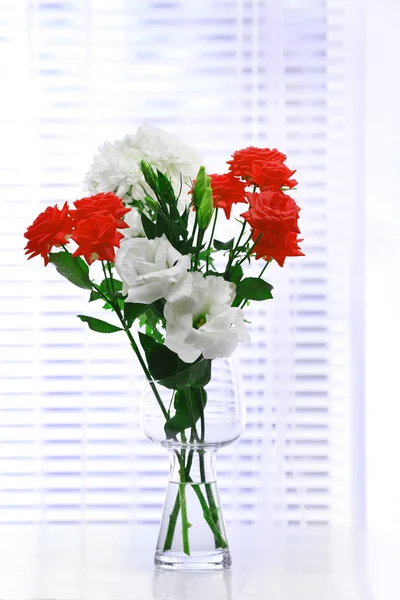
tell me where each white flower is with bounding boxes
[84,123,202,205]
[123,207,145,239]
[164,273,251,363]
[114,235,191,305]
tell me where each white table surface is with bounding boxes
[0,523,394,599]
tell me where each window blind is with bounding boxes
[0,0,363,530]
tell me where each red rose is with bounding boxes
[252,229,304,267]
[227,146,297,190]
[228,147,286,177]
[209,172,247,219]
[24,202,74,265]
[244,190,301,233]
[72,213,124,265]
[250,161,297,191]
[241,190,303,267]
[73,192,130,229]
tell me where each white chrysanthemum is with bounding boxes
[85,123,203,206]
[123,207,145,239]
[164,273,251,363]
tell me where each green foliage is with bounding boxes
[192,166,214,231]
[230,264,243,285]
[197,187,214,232]
[141,212,157,239]
[213,238,234,251]
[49,252,92,290]
[139,308,165,343]
[164,388,207,439]
[140,160,159,192]
[138,332,212,390]
[88,278,123,307]
[198,248,215,266]
[124,302,147,328]
[156,169,176,208]
[138,161,190,248]
[143,195,160,213]
[233,277,274,306]
[77,314,123,333]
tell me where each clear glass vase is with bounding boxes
[141,357,245,571]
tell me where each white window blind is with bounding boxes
[0,0,363,530]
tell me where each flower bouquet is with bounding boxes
[24,124,303,570]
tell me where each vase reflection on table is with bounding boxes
[141,357,245,571]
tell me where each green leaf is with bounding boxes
[124,302,147,328]
[147,345,180,382]
[138,332,212,390]
[77,315,123,333]
[88,278,123,302]
[138,331,159,357]
[164,388,207,439]
[49,252,92,290]
[230,264,243,285]
[89,290,101,302]
[156,170,176,207]
[100,278,122,294]
[139,307,165,343]
[235,277,274,302]
[198,248,214,265]
[141,213,156,239]
[160,357,212,390]
[213,238,234,251]
[155,212,169,238]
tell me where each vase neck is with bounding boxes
[169,448,217,485]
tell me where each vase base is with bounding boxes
[155,549,232,571]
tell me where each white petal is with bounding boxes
[126,281,166,304]
[165,324,201,363]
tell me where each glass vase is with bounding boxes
[141,357,245,571]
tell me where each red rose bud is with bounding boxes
[72,212,124,265]
[24,202,74,265]
[73,192,131,229]
[209,172,247,218]
[241,190,303,267]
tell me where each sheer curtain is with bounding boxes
[0,0,363,534]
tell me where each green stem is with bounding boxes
[224,219,247,279]
[230,232,263,280]
[258,260,270,279]
[190,213,198,247]
[193,227,204,271]
[205,208,218,273]
[106,261,115,293]
[101,261,110,292]
[190,481,227,549]
[118,313,169,420]
[198,390,220,548]
[178,434,190,556]
[163,439,194,552]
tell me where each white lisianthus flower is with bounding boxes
[114,235,191,304]
[164,273,251,363]
[85,123,202,206]
[123,206,145,239]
